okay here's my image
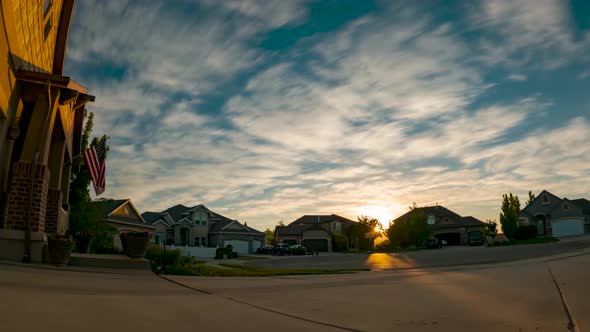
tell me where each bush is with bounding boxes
[231,252,238,259]
[332,234,347,251]
[215,248,225,259]
[145,246,182,266]
[515,225,537,240]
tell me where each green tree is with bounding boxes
[386,209,431,248]
[351,216,381,250]
[483,219,498,240]
[500,193,520,240]
[68,112,114,250]
[526,191,536,205]
[331,233,347,251]
[264,228,275,245]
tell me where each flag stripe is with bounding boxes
[83,143,106,196]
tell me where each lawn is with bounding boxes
[163,261,368,277]
[488,237,559,247]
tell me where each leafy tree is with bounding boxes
[68,111,113,249]
[386,209,431,248]
[500,193,520,240]
[277,220,285,226]
[264,228,275,245]
[483,219,498,240]
[526,191,536,205]
[350,216,381,250]
[331,233,347,251]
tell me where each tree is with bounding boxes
[386,209,431,248]
[351,216,381,250]
[483,219,498,240]
[277,220,285,226]
[526,191,536,205]
[264,228,275,245]
[68,111,113,250]
[500,193,520,240]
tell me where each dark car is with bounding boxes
[468,231,484,246]
[256,245,275,254]
[274,243,291,256]
[425,238,443,249]
[290,245,307,255]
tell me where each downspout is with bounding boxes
[23,81,54,263]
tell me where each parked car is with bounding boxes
[440,239,448,246]
[290,245,307,255]
[425,238,443,249]
[274,243,291,256]
[256,245,275,254]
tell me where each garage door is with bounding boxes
[252,240,262,251]
[552,219,584,237]
[435,233,462,245]
[303,239,329,252]
[224,240,249,255]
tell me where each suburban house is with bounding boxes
[92,199,156,250]
[275,214,363,252]
[519,190,590,238]
[141,204,265,255]
[0,0,95,263]
[393,205,485,245]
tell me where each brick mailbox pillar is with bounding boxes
[5,161,50,233]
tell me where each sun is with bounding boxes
[357,206,392,229]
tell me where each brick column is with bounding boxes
[45,189,62,235]
[5,161,50,232]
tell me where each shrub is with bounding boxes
[515,225,537,240]
[215,248,225,259]
[231,252,238,259]
[332,234,347,251]
[145,246,181,266]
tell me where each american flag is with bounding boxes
[83,140,106,196]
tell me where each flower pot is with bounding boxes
[75,235,94,253]
[48,238,74,266]
[121,236,149,258]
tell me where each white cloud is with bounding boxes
[507,74,527,81]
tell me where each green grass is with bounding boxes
[488,237,559,247]
[236,256,269,261]
[163,262,368,277]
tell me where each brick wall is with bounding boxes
[5,160,50,232]
[45,188,61,234]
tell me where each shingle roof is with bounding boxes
[458,216,485,227]
[276,222,330,236]
[101,199,129,218]
[394,205,462,223]
[92,199,153,228]
[290,214,356,226]
[141,211,161,224]
[571,198,590,213]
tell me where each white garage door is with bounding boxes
[224,240,249,255]
[253,240,262,251]
[552,219,584,237]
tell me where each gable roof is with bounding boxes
[141,211,161,224]
[290,214,356,226]
[394,205,462,223]
[92,199,153,228]
[521,190,563,215]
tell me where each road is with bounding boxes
[247,235,590,270]
[0,239,589,332]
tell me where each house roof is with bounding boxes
[458,216,485,227]
[394,205,462,222]
[571,198,590,213]
[92,199,152,228]
[141,211,161,224]
[290,214,356,226]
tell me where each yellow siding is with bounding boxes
[58,101,74,157]
[11,0,63,73]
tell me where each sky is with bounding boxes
[64,0,590,230]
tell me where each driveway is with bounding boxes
[2,250,588,332]
[247,235,590,270]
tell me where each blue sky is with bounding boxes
[65,0,590,229]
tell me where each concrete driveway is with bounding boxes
[1,239,588,332]
[247,235,590,270]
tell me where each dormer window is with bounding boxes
[428,215,435,225]
[564,203,569,210]
[542,194,550,205]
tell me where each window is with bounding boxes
[542,194,550,205]
[43,0,52,17]
[200,237,207,247]
[332,222,337,230]
[427,215,435,225]
[564,203,569,210]
[194,237,200,246]
[201,213,207,225]
[154,234,162,245]
[43,19,52,40]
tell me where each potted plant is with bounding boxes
[120,231,151,258]
[74,230,95,253]
[47,233,75,266]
